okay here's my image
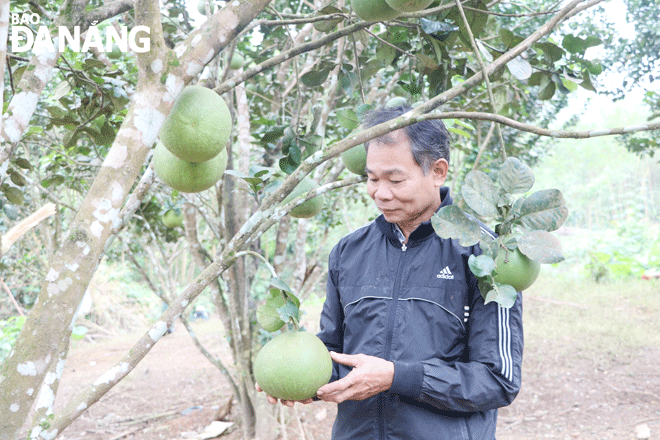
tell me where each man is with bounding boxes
[260,104,523,440]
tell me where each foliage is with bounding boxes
[433,157,567,307]
[1,0,659,438]
[0,316,26,364]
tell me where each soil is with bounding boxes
[47,310,659,440]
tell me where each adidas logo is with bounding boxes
[437,266,454,279]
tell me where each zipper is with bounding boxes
[378,240,408,440]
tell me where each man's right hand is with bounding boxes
[255,383,315,407]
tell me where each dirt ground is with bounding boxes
[47,308,659,440]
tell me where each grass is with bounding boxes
[523,272,660,359]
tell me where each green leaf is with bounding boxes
[420,18,459,42]
[518,189,568,232]
[535,42,564,63]
[468,254,496,278]
[336,109,360,131]
[506,56,532,80]
[3,187,24,205]
[277,300,300,326]
[562,34,602,54]
[538,81,556,100]
[518,230,564,264]
[314,6,344,32]
[431,205,482,247]
[497,157,534,194]
[301,66,332,87]
[484,284,518,308]
[462,170,499,218]
[270,278,300,309]
[14,158,33,170]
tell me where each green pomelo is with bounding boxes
[254,331,332,401]
[282,178,325,219]
[153,142,227,193]
[159,85,232,163]
[162,209,184,228]
[350,0,401,22]
[385,96,409,108]
[341,145,367,176]
[230,53,245,70]
[257,295,286,332]
[197,0,216,15]
[384,0,433,12]
[494,248,541,292]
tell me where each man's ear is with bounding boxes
[432,158,449,187]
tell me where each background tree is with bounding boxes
[1,0,659,439]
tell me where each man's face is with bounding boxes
[365,129,447,230]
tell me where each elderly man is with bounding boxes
[262,103,523,440]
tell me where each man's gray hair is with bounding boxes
[363,103,450,174]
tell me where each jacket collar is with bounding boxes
[375,187,452,247]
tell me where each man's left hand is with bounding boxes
[316,352,394,403]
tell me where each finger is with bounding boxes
[316,375,353,398]
[255,383,263,392]
[329,351,360,367]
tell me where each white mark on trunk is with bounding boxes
[56,277,72,293]
[134,106,166,147]
[77,402,88,411]
[151,58,163,74]
[27,388,34,396]
[187,60,203,77]
[65,263,79,272]
[93,198,119,224]
[10,403,19,412]
[164,79,183,105]
[192,35,202,46]
[35,384,55,412]
[77,241,91,255]
[110,180,124,202]
[90,220,104,238]
[93,362,130,386]
[181,299,189,307]
[175,44,187,57]
[103,144,128,169]
[623,124,648,133]
[17,362,37,376]
[45,268,59,282]
[47,283,59,296]
[589,129,611,137]
[149,321,168,342]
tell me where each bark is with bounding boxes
[0,0,273,438]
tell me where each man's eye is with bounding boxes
[390,180,402,184]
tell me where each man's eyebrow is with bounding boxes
[365,167,405,175]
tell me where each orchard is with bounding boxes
[1,0,659,439]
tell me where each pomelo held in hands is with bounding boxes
[159,85,232,163]
[254,331,332,401]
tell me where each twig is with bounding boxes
[454,0,506,158]
[1,278,25,317]
[525,295,587,309]
[608,383,660,401]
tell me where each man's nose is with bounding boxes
[373,183,393,201]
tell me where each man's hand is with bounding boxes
[316,352,394,404]
[255,383,315,407]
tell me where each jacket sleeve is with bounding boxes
[316,244,344,383]
[389,265,523,412]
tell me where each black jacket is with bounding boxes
[317,187,523,440]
